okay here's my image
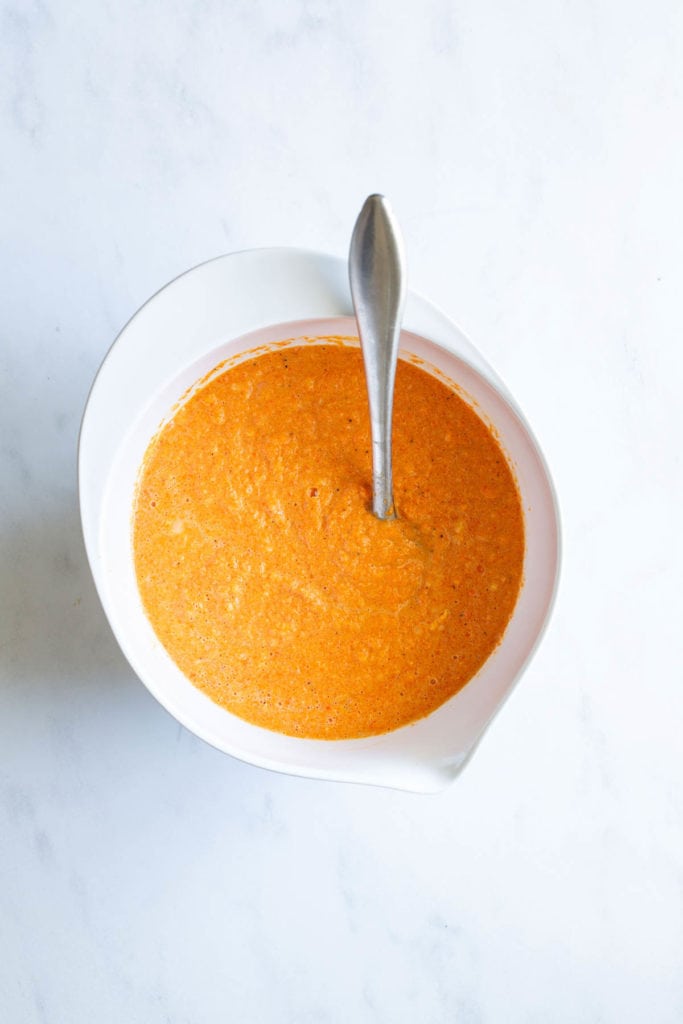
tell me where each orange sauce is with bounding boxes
[133,343,524,739]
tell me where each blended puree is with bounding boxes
[133,342,524,739]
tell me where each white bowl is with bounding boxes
[79,248,560,793]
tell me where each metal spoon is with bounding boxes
[349,194,407,521]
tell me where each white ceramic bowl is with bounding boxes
[79,248,560,793]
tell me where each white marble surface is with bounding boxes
[2,1,683,1020]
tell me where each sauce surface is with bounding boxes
[133,343,524,739]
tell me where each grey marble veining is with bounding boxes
[2,1,683,1021]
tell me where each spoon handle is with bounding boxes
[349,194,407,521]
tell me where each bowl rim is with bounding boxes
[78,248,561,792]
